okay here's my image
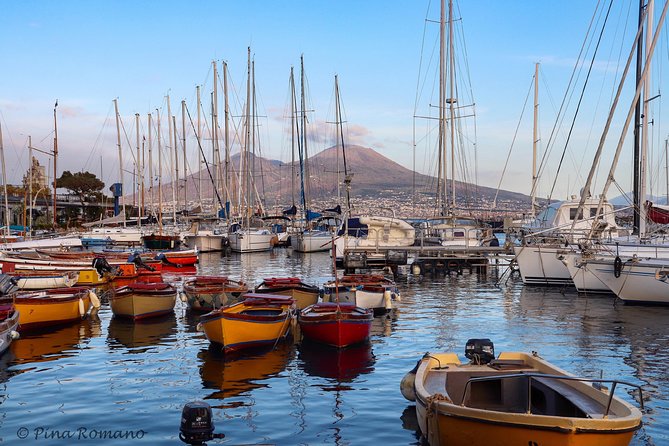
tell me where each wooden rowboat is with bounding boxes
[401,339,643,446]
[198,294,295,353]
[111,283,177,320]
[182,276,248,312]
[298,302,373,348]
[15,287,99,330]
[254,277,320,310]
[323,273,399,313]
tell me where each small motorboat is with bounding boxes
[111,282,177,320]
[298,302,373,348]
[182,276,248,312]
[0,296,20,355]
[254,277,320,310]
[401,339,644,446]
[198,294,295,353]
[154,248,198,267]
[15,287,100,330]
[323,273,399,313]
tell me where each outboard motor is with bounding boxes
[92,257,113,276]
[179,401,224,445]
[128,251,155,271]
[465,338,495,365]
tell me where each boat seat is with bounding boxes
[532,376,606,418]
[489,359,534,370]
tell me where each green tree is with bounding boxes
[56,171,105,205]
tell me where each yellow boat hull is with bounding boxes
[264,288,318,310]
[200,297,294,352]
[16,292,91,329]
[75,269,108,285]
[110,293,176,320]
[413,352,642,446]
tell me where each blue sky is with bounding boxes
[1,1,667,203]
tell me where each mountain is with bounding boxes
[139,145,532,213]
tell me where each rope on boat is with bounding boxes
[425,393,451,445]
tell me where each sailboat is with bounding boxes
[228,48,276,253]
[289,59,340,253]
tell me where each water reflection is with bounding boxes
[199,343,293,403]
[10,316,102,364]
[298,341,375,383]
[107,314,177,353]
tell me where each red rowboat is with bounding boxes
[298,302,373,348]
[646,201,669,225]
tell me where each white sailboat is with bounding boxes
[228,48,275,253]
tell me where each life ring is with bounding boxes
[613,256,622,278]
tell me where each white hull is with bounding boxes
[586,257,669,304]
[183,233,224,252]
[0,236,83,251]
[513,245,572,286]
[79,228,143,244]
[229,230,275,253]
[323,286,395,311]
[0,311,19,356]
[14,271,80,290]
[291,231,332,253]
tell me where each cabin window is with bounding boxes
[454,231,465,238]
[589,208,604,219]
[569,208,583,220]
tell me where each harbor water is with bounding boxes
[0,249,666,445]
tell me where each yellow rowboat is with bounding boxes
[198,294,295,353]
[15,287,100,330]
[254,277,320,310]
[75,268,108,285]
[9,270,79,290]
[111,283,176,320]
[401,339,643,446]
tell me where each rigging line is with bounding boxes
[548,0,614,201]
[536,0,604,192]
[492,74,535,210]
[184,103,224,210]
[83,105,114,173]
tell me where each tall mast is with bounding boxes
[166,94,176,224]
[290,67,297,206]
[212,61,219,215]
[53,100,58,226]
[0,123,9,237]
[172,115,178,225]
[531,62,539,217]
[335,75,351,211]
[244,47,251,225]
[223,61,231,218]
[438,0,447,215]
[113,99,126,225]
[28,136,33,235]
[156,108,163,231]
[448,0,456,210]
[135,113,142,223]
[300,55,311,221]
[633,0,645,235]
[181,100,187,213]
[147,113,154,220]
[196,86,202,208]
[639,0,654,237]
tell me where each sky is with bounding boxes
[1,1,668,205]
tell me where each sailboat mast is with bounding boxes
[244,47,252,225]
[290,67,297,207]
[212,61,219,214]
[335,75,351,211]
[172,115,178,225]
[147,113,154,219]
[439,0,447,215]
[448,0,457,210]
[196,86,202,208]
[182,100,187,213]
[633,0,645,235]
[135,113,142,222]
[0,123,9,237]
[28,136,33,235]
[156,108,163,231]
[300,55,311,221]
[531,62,539,217]
[52,101,58,227]
[113,99,126,225]
[639,0,654,237]
[223,61,230,218]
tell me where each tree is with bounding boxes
[56,171,105,205]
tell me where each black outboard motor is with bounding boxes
[92,257,113,276]
[128,251,155,271]
[179,401,224,445]
[465,338,495,365]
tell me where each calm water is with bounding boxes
[0,249,667,445]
